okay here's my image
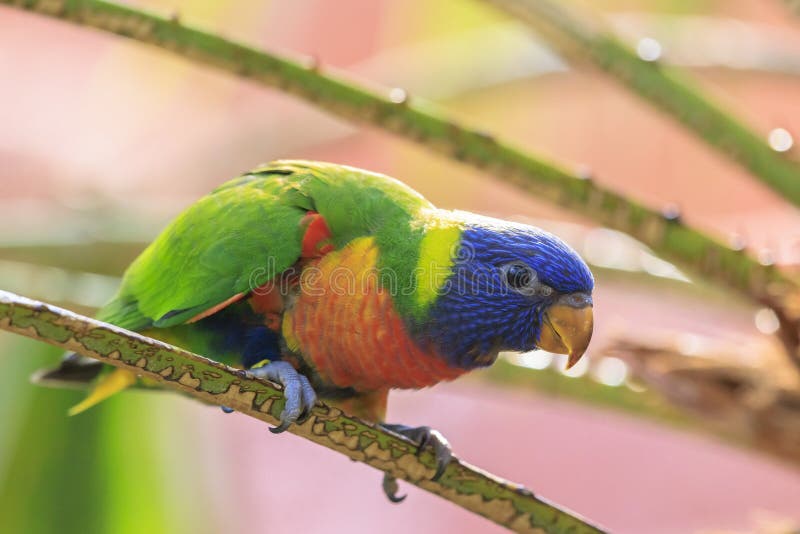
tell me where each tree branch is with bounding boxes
[601,338,800,467]
[783,0,800,15]
[483,0,800,208]
[0,290,606,534]
[4,0,799,373]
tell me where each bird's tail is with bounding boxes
[31,353,136,415]
[31,353,103,388]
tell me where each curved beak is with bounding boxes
[537,297,594,370]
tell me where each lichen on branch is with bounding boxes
[0,290,606,534]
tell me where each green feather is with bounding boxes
[97,160,437,331]
[42,160,465,414]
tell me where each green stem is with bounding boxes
[483,0,800,207]
[3,0,799,368]
[785,0,800,15]
[0,290,606,534]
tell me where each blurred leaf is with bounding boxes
[0,335,207,534]
[0,337,106,534]
[0,242,146,277]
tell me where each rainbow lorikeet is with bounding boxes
[35,160,594,500]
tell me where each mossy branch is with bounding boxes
[483,0,800,207]
[0,290,606,534]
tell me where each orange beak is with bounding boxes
[537,301,594,370]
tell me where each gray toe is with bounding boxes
[248,361,318,432]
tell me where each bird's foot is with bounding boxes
[246,361,317,433]
[378,423,453,502]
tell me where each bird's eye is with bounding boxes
[505,263,534,289]
[502,262,554,297]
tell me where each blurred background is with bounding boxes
[1,1,800,533]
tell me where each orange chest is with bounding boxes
[279,238,466,391]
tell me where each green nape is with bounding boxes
[249,161,459,321]
[281,161,465,321]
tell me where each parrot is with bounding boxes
[34,160,594,500]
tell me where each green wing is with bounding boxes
[97,168,311,330]
[34,160,436,411]
[96,160,433,331]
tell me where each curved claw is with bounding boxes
[382,473,406,504]
[294,378,318,425]
[418,428,452,481]
[269,421,292,434]
[247,361,318,434]
[295,409,312,426]
[381,424,453,481]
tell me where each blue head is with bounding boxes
[421,215,594,370]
